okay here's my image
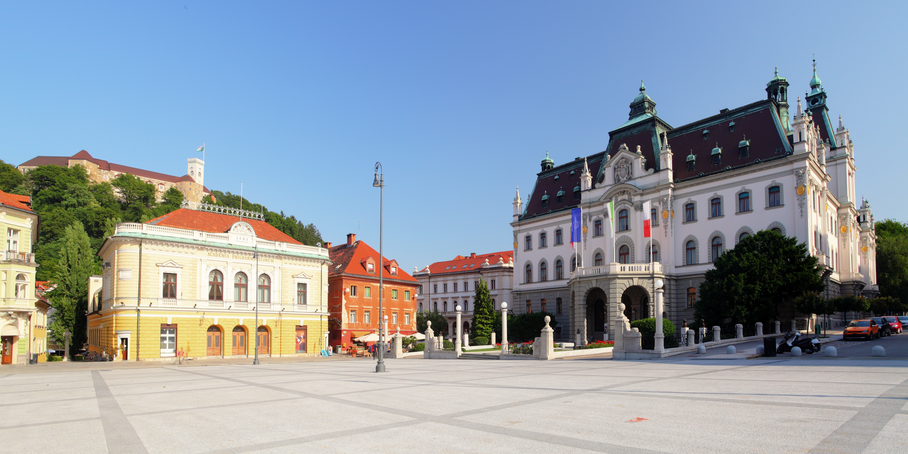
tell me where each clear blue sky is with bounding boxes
[2,1,904,272]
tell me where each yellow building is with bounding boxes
[87,201,331,361]
[1,190,47,365]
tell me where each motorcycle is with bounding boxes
[777,332,821,354]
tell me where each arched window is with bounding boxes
[594,252,603,266]
[739,231,750,242]
[525,235,532,250]
[571,256,577,271]
[738,192,751,212]
[234,272,248,302]
[539,262,548,282]
[594,219,603,236]
[555,259,563,279]
[650,245,660,263]
[433,302,438,312]
[771,227,782,234]
[257,274,271,303]
[711,237,723,261]
[15,273,28,299]
[525,264,532,283]
[618,245,630,264]
[539,232,547,248]
[209,270,224,301]
[619,209,629,231]
[686,241,697,265]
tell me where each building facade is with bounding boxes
[327,234,418,348]
[18,150,212,203]
[413,251,514,339]
[1,191,48,365]
[87,201,331,361]
[512,65,878,343]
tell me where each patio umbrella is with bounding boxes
[412,332,426,340]
[354,333,380,343]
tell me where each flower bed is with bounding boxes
[582,340,614,349]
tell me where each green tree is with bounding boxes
[417,309,447,336]
[470,278,495,341]
[695,230,825,328]
[876,219,908,305]
[0,159,23,192]
[111,173,156,222]
[47,221,97,352]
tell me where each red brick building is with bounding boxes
[327,234,418,348]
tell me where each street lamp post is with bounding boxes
[455,305,462,355]
[500,302,508,354]
[253,245,260,365]
[373,162,387,373]
[654,279,664,353]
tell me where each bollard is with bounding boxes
[712,326,721,342]
[735,324,743,339]
[872,346,886,357]
[697,345,706,354]
[687,330,695,348]
[755,322,763,337]
[791,346,802,356]
[774,321,781,334]
[726,346,736,354]
[756,345,765,355]
[824,346,837,357]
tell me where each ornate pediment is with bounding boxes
[228,221,256,236]
[156,260,183,268]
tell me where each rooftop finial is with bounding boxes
[639,80,646,92]
[810,58,822,90]
[775,67,779,77]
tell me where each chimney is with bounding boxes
[470,253,476,258]
[346,233,356,246]
[325,242,332,249]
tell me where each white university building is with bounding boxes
[510,65,878,343]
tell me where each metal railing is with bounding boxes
[1,250,36,263]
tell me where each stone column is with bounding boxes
[735,324,743,339]
[455,305,462,355]
[491,332,496,346]
[712,326,721,342]
[388,333,403,358]
[755,322,763,337]
[654,280,664,353]
[500,302,509,354]
[774,321,781,334]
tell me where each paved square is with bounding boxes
[1,356,907,453]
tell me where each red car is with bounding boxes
[843,319,880,340]
[883,316,902,334]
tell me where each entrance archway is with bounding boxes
[621,286,650,322]
[585,288,607,342]
[256,326,270,355]
[206,326,222,356]
[232,326,247,356]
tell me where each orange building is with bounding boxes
[327,234,418,348]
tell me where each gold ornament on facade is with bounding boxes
[662,210,669,219]
[840,226,848,234]
[862,246,867,252]
[796,185,806,196]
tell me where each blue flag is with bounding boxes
[570,208,581,247]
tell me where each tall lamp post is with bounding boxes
[253,245,260,365]
[373,162,387,373]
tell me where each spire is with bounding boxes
[838,114,844,130]
[796,96,802,116]
[810,59,822,93]
[580,157,592,190]
[512,186,523,219]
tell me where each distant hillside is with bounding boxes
[208,190,324,247]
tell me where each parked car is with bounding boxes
[870,317,892,337]
[898,316,908,329]
[843,319,880,340]
[883,316,902,334]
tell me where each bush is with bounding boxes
[443,340,454,351]
[473,336,489,346]
[412,343,425,352]
[46,354,63,362]
[582,340,614,349]
[630,318,675,350]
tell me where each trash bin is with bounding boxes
[29,354,38,365]
[763,337,777,357]
[334,345,342,354]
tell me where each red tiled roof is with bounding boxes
[0,190,32,212]
[145,208,301,244]
[18,150,210,194]
[420,250,513,275]
[328,241,417,282]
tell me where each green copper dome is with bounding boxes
[633,80,652,104]
[767,67,787,86]
[542,151,554,165]
[810,60,822,92]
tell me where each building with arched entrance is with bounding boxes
[512,66,878,344]
[86,201,331,361]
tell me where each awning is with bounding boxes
[348,330,372,338]
[1,323,20,336]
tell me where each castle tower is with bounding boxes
[188,157,205,187]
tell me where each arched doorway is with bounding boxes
[257,326,270,355]
[206,326,222,356]
[232,326,246,356]
[621,286,650,322]
[585,288,607,342]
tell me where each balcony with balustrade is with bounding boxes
[1,250,37,265]
[570,262,663,280]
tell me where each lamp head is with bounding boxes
[501,302,508,309]
[654,279,664,290]
[373,171,381,187]
[455,305,462,312]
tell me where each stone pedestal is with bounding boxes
[735,324,743,339]
[774,321,781,334]
[712,326,721,342]
[534,316,555,360]
[491,332,496,346]
[424,322,435,353]
[387,334,403,359]
[756,322,764,337]
[687,330,696,347]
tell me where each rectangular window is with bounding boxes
[687,160,695,172]
[160,324,176,357]
[651,209,658,226]
[392,313,398,324]
[7,228,19,252]
[594,220,603,236]
[453,283,458,292]
[555,229,563,245]
[687,288,697,308]
[350,310,357,323]
[738,192,751,212]
[364,286,371,298]
[769,186,781,207]
[163,273,177,299]
[490,279,496,290]
[367,262,375,273]
[364,311,371,324]
[405,313,410,325]
[525,236,532,250]
[392,289,398,300]
[443,283,448,293]
[404,290,410,300]
[685,203,696,222]
[540,232,547,248]
[464,281,469,292]
[711,198,721,218]
[433,284,437,293]
[350,285,357,297]
[297,283,307,305]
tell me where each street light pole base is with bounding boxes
[375,362,386,373]
[253,358,259,365]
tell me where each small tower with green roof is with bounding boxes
[766,67,791,132]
